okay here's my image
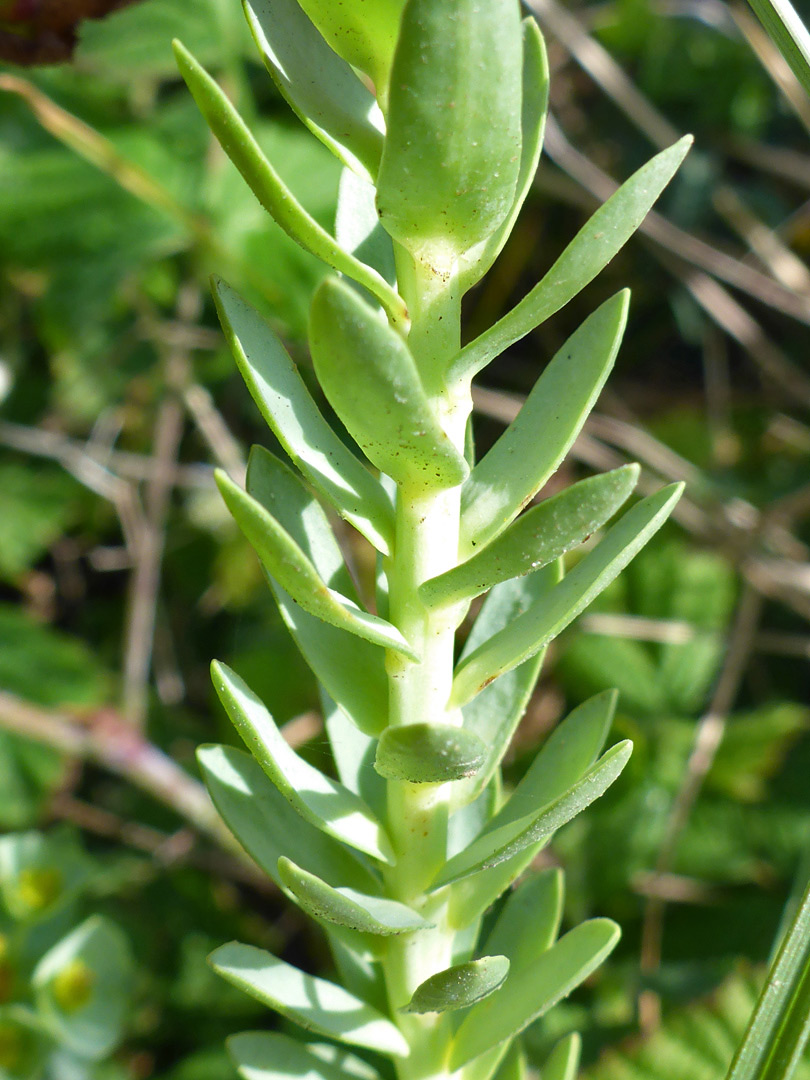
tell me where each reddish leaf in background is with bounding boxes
[0,0,140,64]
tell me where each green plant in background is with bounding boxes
[172,1,692,1078]
[0,830,133,1080]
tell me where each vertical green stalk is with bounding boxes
[382,253,469,1079]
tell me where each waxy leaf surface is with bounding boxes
[457,563,561,805]
[212,662,393,864]
[460,18,549,292]
[228,1032,382,1080]
[174,42,406,325]
[450,135,693,382]
[459,292,629,556]
[543,1034,582,1080]
[197,745,379,893]
[210,943,409,1058]
[424,465,638,606]
[451,920,620,1067]
[214,279,394,553]
[496,690,618,831]
[403,956,510,1014]
[310,279,468,492]
[295,0,405,94]
[452,484,684,706]
[278,858,431,936]
[335,168,396,286]
[374,724,486,783]
[434,741,631,887]
[483,868,564,973]
[247,449,389,736]
[217,470,418,660]
[245,0,384,180]
[376,0,523,263]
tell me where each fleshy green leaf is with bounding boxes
[457,563,562,806]
[213,279,394,553]
[197,745,380,893]
[459,292,629,556]
[32,916,133,1061]
[278,858,432,936]
[173,42,407,325]
[217,470,418,660]
[309,279,469,492]
[209,942,409,1058]
[335,168,396,286]
[247,448,389,736]
[424,465,639,607]
[295,0,405,95]
[244,0,384,181]
[228,1032,382,1080]
[494,690,618,832]
[403,956,510,1015]
[725,876,810,1080]
[451,485,684,708]
[374,724,486,783]
[493,1042,529,1080]
[433,741,631,888]
[483,868,564,972]
[212,662,393,864]
[323,694,386,813]
[449,136,693,383]
[450,920,620,1068]
[459,18,549,292]
[543,1033,582,1080]
[376,0,523,264]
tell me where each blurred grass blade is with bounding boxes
[424,465,639,606]
[216,471,419,660]
[228,1031,383,1080]
[449,136,692,383]
[748,0,810,100]
[460,17,549,292]
[210,943,410,1058]
[214,279,395,554]
[459,293,629,556]
[173,41,407,326]
[277,858,431,936]
[244,0,384,181]
[450,920,620,1068]
[725,878,810,1080]
[212,661,394,864]
[310,279,469,491]
[451,485,684,707]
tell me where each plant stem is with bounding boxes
[380,254,472,1080]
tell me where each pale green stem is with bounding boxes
[382,252,472,1080]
